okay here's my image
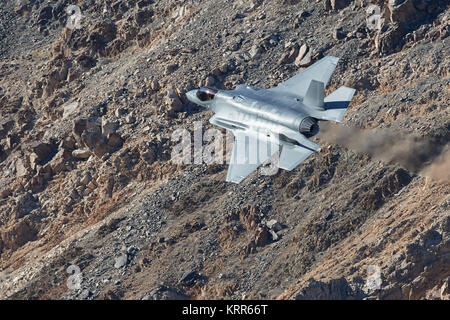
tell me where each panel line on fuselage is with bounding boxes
[215,88,307,133]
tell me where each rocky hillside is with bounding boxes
[0,0,448,300]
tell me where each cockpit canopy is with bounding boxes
[196,86,218,101]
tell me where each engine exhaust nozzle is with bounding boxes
[299,117,319,137]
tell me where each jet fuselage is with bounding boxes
[187,85,319,138]
[183,56,356,183]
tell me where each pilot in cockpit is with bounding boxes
[196,86,218,101]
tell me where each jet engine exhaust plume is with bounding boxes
[421,146,450,182]
[318,123,449,182]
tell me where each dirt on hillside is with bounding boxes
[0,0,448,300]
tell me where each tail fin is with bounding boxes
[303,80,324,110]
[320,86,356,122]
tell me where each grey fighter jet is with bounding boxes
[186,56,355,183]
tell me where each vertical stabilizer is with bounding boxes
[303,80,324,110]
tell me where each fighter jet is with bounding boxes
[186,56,355,183]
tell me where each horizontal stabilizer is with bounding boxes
[278,127,321,152]
[317,86,356,122]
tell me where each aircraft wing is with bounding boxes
[226,131,279,183]
[226,128,320,183]
[278,144,315,171]
[268,56,339,98]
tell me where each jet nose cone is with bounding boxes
[186,89,198,103]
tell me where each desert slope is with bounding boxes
[0,0,448,299]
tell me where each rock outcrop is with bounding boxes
[0,0,448,300]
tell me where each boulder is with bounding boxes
[37,5,53,26]
[115,107,127,117]
[389,0,406,4]
[72,148,91,159]
[59,136,76,151]
[15,158,28,177]
[249,44,263,58]
[14,0,29,15]
[333,27,345,40]
[294,44,309,66]
[36,163,53,180]
[296,48,312,67]
[141,149,156,164]
[375,24,405,54]
[254,227,270,247]
[63,101,79,118]
[0,218,38,250]
[165,90,184,115]
[28,141,55,169]
[331,0,351,10]
[51,149,71,174]
[294,277,364,299]
[411,0,431,11]
[76,54,97,69]
[179,270,206,287]
[101,117,119,136]
[125,113,136,124]
[171,6,187,22]
[277,43,300,66]
[73,118,88,137]
[107,133,124,150]
[441,278,450,298]
[389,0,418,24]
[205,75,215,86]
[114,253,128,268]
[81,127,108,157]
[6,134,18,149]
[269,229,279,241]
[0,117,14,140]
[13,192,38,219]
[266,219,283,232]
